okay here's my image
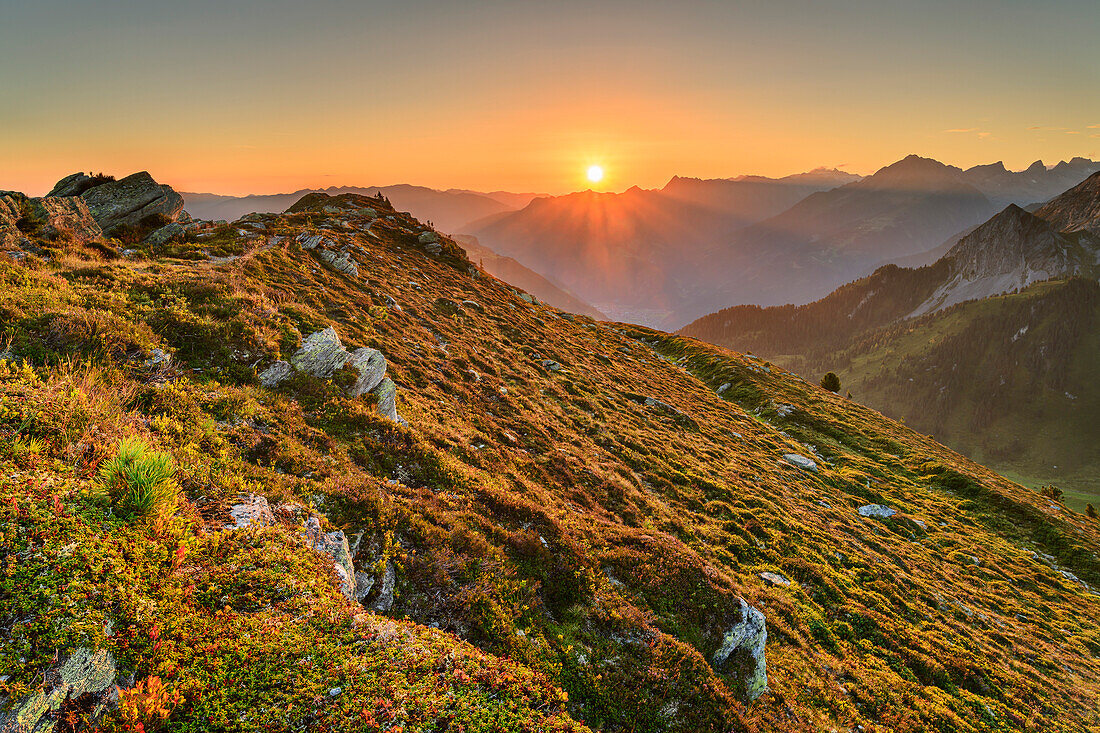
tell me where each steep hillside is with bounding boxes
[681,173,1100,508]
[828,279,1100,509]
[2,181,1100,732]
[454,234,607,319]
[182,184,518,233]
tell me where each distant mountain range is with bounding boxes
[467,156,1100,327]
[180,157,1100,328]
[679,171,1100,507]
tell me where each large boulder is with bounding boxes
[26,197,103,244]
[290,327,350,379]
[711,598,768,701]
[345,348,386,397]
[79,171,185,234]
[46,172,93,197]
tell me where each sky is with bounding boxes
[2,0,1098,196]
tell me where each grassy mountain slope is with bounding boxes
[679,173,1100,508]
[1,192,1099,732]
[820,279,1100,509]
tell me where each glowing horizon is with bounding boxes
[3,0,1098,198]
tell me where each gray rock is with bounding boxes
[258,360,293,388]
[290,327,349,379]
[295,233,331,251]
[305,516,356,601]
[27,196,104,244]
[759,571,791,587]
[0,648,118,733]
[540,359,562,371]
[144,348,171,369]
[717,383,731,395]
[144,222,185,247]
[858,504,896,519]
[417,231,439,244]
[45,172,93,198]
[461,299,484,311]
[373,564,396,612]
[80,171,185,234]
[345,348,386,397]
[711,598,768,701]
[372,377,401,423]
[317,248,359,277]
[783,454,818,472]
[225,494,276,529]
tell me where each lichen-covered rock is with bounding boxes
[225,494,276,529]
[290,327,349,379]
[372,377,402,423]
[258,360,293,388]
[345,348,386,397]
[711,598,768,701]
[317,247,359,277]
[858,504,896,518]
[305,516,356,601]
[144,222,185,247]
[80,171,185,234]
[45,172,93,198]
[784,453,818,472]
[418,231,439,244]
[27,197,103,244]
[0,648,118,733]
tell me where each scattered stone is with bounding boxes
[144,348,171,370]
[373,377,402,423]
[225,494,276,529]
[417,231,439,244]
[317,247,359,277]
[858,504,897,519]
[711,598,768,701]
[759,571,791,587]
[258,360,293,388]
[144,222,185,246]
[717,383,730,395]
[372,564,397,612]
[461,299,483,311]
[540,359,562,372]
[783,454,818,472]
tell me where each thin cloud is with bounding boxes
[1028,125,1067,131]
[944,128,978,133]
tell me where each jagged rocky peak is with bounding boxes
[945,204,1065,276]
[1035,170,1100,234]
[858,154,969,191]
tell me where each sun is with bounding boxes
[586,165,604,184]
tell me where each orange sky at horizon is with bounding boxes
[3,1,1098,197]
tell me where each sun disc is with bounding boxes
[586,165,604,183]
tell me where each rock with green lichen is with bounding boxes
[0,649,118,733]
[711,599,768,702]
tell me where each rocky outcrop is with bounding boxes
[0,648,120,733]
[78,172,185,234]
[711,598,768,701]
[264,328,402,422]
[783,453,818,472]
[305,516,357,601]
[1,192,103,255]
